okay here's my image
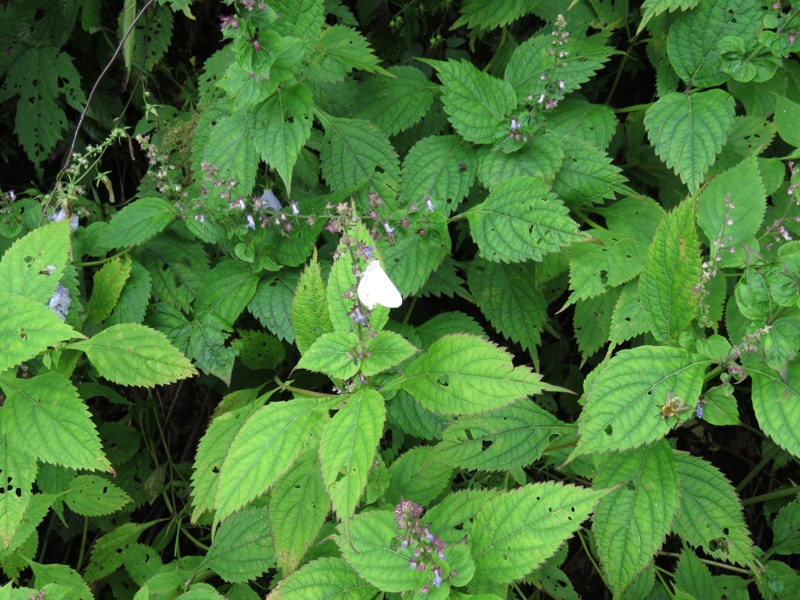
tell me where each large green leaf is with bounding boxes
[0,437,36,547]
[0,220,70,303]
[196,260,259,326]
[545,99,618,149]
[749,360,800,459]
[552,138,631,206]
[644,90,735,192]
[203,110,258,197]
[87,256,132,323]
[202,507,275,583]
[361,331,418,377]
[471,482,608,582]
[477,132,564,190]
[292,253,332,355]
[638,198,702,345]
[452,0,537,32]
[384,446,453,505]
[385,333,546,415]
[354,66,436,136]
[97,198,177,251]
[296,331,360,380]
[463,176,581,263]
[308,25,389,83]
[250,273,297,343]
[64,475,130,517]
[273,557,376,599]
[270,0,324,51]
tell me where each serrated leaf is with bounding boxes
[87,256,132,323]
[772,500,800,555]
[0,220,70,303]
[272,557,375,599]
[749,360,800,459]
[568,346,707,459]
[385,446,453,505]
[97,198,176,250]
[317,111,400,193]
[202,507,274,583]
[675,549,719,600]
[638,1,699,35]
[0,437,36,547]
[254,84,313,195]
[196,260,259,326]
[467,258,547,356]
[63,475,130,517]
[430,59,517,144]
[85,521,156,582]
[203,111,258,197]
[296,331,360,380]
[271,0,324,51]
[552,138,631,206]
[270,449,329,574]
[666,0,762,88]
[250,273,297,343]
[672,453,755,567]
[0,372,109,472]
[435,399,563,472]
[478,132,564,191]
[310,25,389,82]
[320,388,385,521]
[214,397,328,521]
[401,135,476,216]
[361,331,418,377]
[187,312,237,385]
[0,292,81,373]
[292,253,332,355]
[70,323,197,387]
[574,290,618,359]
[452,0,536,32]
[464,176,581,263]
[28,562,93,600]
[471,482,608,582]
[593,442,679,594]
[697,157,766,268]
[387,334,546,415]
[644,90,735,192]
[775,96,800,147]
[568,228,646,303]
[106,259,152,325]
[638,198,702,345]
[609,281,650,345]
[545,99,618,149]
[354,66,436,136]
[386,391,449,441]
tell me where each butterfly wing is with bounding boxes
[358,261,402,309]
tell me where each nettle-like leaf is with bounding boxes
[471,482,609,582]
[214,397,330,521]
[593,441,679,595]
[270,449,329,574]
[253,84,313,196]
[644,90,735,192]
[354,66,436,137]
[271,0,325,51]
[0,292,81,373]
[697,157,766,269]
[609,281,651,346]
[435,399,565,472]
[63,475,130,517]
[291,255,331,355]
[0,220,70,303]
[69,324,196,387]
[400,135,476,216]
[386,391,449,441]
[477,132,564,190]
[196,260,259,326]
[463,175,581,263]
[202,507,275,583]
[673,454,755,567]
[203,110,258,196]
[428,59,517,144]
[638,198,702,345]
[545,99,618,150]
[187,311,237,385]
[97,198,177,251]
[85,521,156,583]
[552,138,632,206]
[0,372,109,472]
[385,446,453,505]
[749,361,800,459]
[250,273,297,343]
[317,111,400,193]
[568,231,646,304]
[574,290,618,360]
[452,0,536,32]
[0,436,36,547]
[568,346,708,459]
[666,0,762,88]
[106,260,152,325]
[384,333,547,415]
[775,95,800,148]
[272,557,375,599]
[320,388,385,521]
[638,0,700,35]
[467,258,547,357]
[137,234,209,313]
[361,331,418,377]
[296,332,360,380]
[308,24,389,83]
[87,256,132,323]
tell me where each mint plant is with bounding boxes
[1,0,800,598]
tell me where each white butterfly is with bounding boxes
[357,260,402,309]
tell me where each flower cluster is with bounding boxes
[135,133,187,198]
[695,194,737,326]
[764,161,800,250]
[394,500,454,594]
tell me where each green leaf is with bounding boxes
[429,59,517,144]
[87,256,132,323]
[292,254,332,355]
[250,273,297,343]
[309,25,389,82]
[254,84,313,195]
[593,442,679,594]
[772,500,800,556]
[317,111,400,193]
[552,139,631,206]
[0,372,109,472]
[697,158,766,268]
[106,260,152,325]
[471,482,608,582]
[609,281,651,346]
[187,311,237,385]
[0,293,81,373]
[467,258,547,357]
[425,489,499,544]
[675,549,720,600]
[401,135,477,216]
[196,260,259,326]
[28,562,93,600]
[666,0,762,88]
[97,198,177,250]
[574,290,618,360]
[387,334,546,415]
[568,230,645,303]
[452,0,537,32]
[215,397,328,521]
[568,346,707,459]
[545,99,618,150]
[70,324,197,387]
[270,449,329,574]
[672,453,755,567]
[775,96,800,147]
[271,0,324,50]
[477,132,564,191]
[0,437,36,547]
[320,388,385,521]
[202,507,274,583]
[296,332,360,380]
[0,220,70,303]
[749,360,800,459]
[435,399,563,471]
[63,475,130,517]
[274,557,376,599]
[354,66,436,136]
[203,110,258,197]
[385,446,453,505]
[85,521,156,582]
[361,331,418,377]
[383,210,451,296]
[463,176,581,263]
[386,391,449,441]
[644,90,735,192]
[638,0,700,36]
[638,198,702,345]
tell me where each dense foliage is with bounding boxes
[1,0,799,598]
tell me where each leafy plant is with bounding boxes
[1,0,799,598]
